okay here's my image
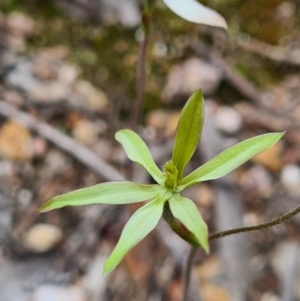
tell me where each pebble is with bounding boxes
[6,12,35,37]
[0,160,13,177]
[23,224,63,253]
[251,140,283,172]
[44,150,72,177]
[30,81,70,103]
[146,109,181,136]
[194,184,214,207]
[84,255,108,301]
[280,164,300,195]
[271,242,299,301]
[33,138,48,157]
[17,188,33,209]
[6,60,41,92]
[213,106,243,134]
[200,281,231,301]
[75,80,108,112]
[58,63,80,85]
[32,285,87,301]
[238,165,273,198]
[163,58,223,102]
[72,119,100,145]
[0,121,34,161]
[101,0,140,28]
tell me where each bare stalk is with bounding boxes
[130,0,154,131]
[182,246,198,301]
[209,204,300,241]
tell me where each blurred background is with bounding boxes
[1,0,300,300]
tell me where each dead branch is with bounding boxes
[0,100,125,181]
[190,39,264,105]
[237,37,300,66]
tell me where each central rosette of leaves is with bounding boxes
[39,90,284,275]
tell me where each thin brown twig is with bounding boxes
[130,35,149,131]
[237,36,300,67]
[182,246,197,301]
[0,100,125,181]
[209,204,300,241]
[190,39,263,105]
[130,0,153,131]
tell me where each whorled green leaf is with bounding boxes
[103,191,170,275]
[162,0,227,29]
[116,130,164,184]
[172,91,205,179]
[179,132,285,189]
[168,194,208,252]
[39,182,162,212]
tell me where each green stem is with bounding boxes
[209,204,300,241]
[182,246,197,301]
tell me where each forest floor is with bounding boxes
[1,1,300,301]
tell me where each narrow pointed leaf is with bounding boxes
[169,195,208,252]
[116,129,164,184]
[162,0,227,29]
[179,132,285,189]
[103,193,168,275]
[39,182,162,212]
[172,91,205,179]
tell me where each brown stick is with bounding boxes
[209,204,300,241]
[190,39,263,105]
[0,100,125,181]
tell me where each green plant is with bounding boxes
[40,90,284,276]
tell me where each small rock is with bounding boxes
[17,188,33,209]
[213,106,243,134]
[280,164,300,195]
[0,121,33,161]
[163,58,223,102]
[6,60,40,92]
[243,212,262,227]
[200,281,231,301]
[32,46,71,81]
[6,60,69,103]
[32,285,87,301]
[33,138,48,157]
[44,150,72,176]
[146,109,181,136]
[3,90,25,107]
[197,256,222,280]
[0,160,13,177]
[101,0,140,28]
[23,224,63,253]
[238,165,273,198]
[195,184,214,207]
[6,12,35,36]
[91,139,113,161]
[75,80,108,112]
[261,293,281,301]
[271,242,299,301]
[84,255,108,301]
[58,63,80,85]
[252,140,283,172]
[30,81,70,103]
[72,120,100,145]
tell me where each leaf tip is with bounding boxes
[38,203,52,213]
[103,258,115,276]
[202,239,210,254]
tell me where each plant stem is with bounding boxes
[130,36,149,131]
[130,1,154,131]
[209,204,300,241]
[182,246,197,301]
